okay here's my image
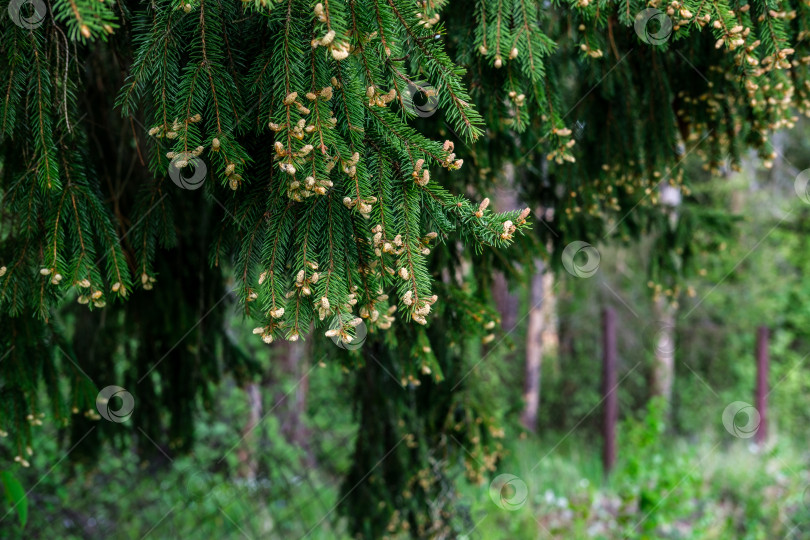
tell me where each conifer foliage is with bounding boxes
[3,0,530,342]
[0,0,533,454]
[1,0,810,534]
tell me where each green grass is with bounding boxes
[456,423,810,539]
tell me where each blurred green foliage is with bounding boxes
[5,134,810,538]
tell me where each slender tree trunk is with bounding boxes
[492,271,519,331]
[521,259,545,432]
[492,163,520,332]
[275,339,309,447]
[540,269,558,356]
[650,296,676,407]
[651,183,681,411]
[602,308,618,474]
[237,382,262,481]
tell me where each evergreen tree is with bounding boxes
[0,0,807,535]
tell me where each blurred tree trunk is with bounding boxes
[237,382,262,481]
[239,339,311,478]
[492,271,519,332]
[540,268,558,356]
[521,259,545,432]
[275,340,312,454]
[650,296,675,407]
[651,183,681,410]
[492,163,520,333]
